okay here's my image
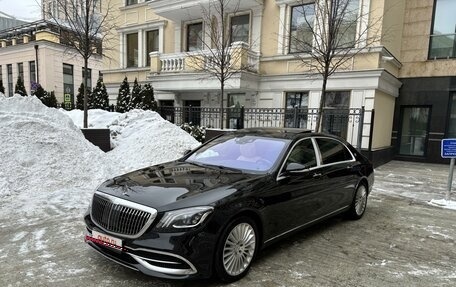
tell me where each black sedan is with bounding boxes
[84,128,374,282]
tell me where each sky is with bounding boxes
[0,0,41,21]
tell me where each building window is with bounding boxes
[146,30,159,66]
[29,61,36,92]
[285,92,308,128]
[126,0,138,6]
[17,63,24,82]
[336,0,359,48]
[289,4,315,53]
[82,67,92,91]
[186,22,203,52]
[7,64,13,97]
[127,33,138,67]
[286,92,308,108]
[429,0,456,59]
[230,14,250,44]
[63,63,74,108]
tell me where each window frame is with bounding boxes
[289,3,315,54]
[428,0,456,59]
[229,13,251,45]
[29,61,36,92]
[63,63,74,107]
[126,32,139,68]
[7,64,13,97]
[186,21,203,52]
[146,29,159,66]
[118,21,166,69]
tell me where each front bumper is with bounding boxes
[84,213,217,280]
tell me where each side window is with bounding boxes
[316,138,353,165]
[286,139,317,169]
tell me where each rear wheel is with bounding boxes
[214,217,258,282]
[347,184,368,220]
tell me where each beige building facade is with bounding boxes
[101,0,421,164]
[0,20,102,105]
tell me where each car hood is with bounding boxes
[97,161,266,212]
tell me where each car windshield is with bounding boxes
[186,134,291,173]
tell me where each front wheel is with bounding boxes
[214,217,259,282]
[347,184,368,220]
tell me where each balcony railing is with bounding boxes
[429,33,456,59]
[150,42,260,73]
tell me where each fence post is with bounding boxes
[368,108,375,157]
[357,106,365,151]
[240,106,245,129]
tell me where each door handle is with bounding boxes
[313,173,322,179]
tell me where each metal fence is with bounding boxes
[157,106,365,148]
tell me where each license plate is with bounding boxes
[92,230,123,248]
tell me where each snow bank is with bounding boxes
[0,97,199,216]
[62,108,201,175]
[107,110,200,174]
[0,96,111,198]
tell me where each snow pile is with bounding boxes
[107,110,200,174]
[0,95,112,198]
[62,108,201,174]
[63,109,120,129]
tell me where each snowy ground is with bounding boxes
[1,94,455,286]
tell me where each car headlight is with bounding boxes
[155,206,214,230]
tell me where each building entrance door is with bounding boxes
[399,106,431,156]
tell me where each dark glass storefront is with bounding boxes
[392,77,456,163]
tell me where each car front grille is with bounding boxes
[91,192,157,238]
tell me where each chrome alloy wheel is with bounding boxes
[355,185,367,216]
[222,222,256,276]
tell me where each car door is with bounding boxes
[313,137,358,216]
[261,138,326,240]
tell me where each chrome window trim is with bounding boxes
[90,191,158,239]
[312,136,356,168]
[277,136,356,181]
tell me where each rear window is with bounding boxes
[316,138,353,165]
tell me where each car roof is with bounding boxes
[233,128,312,139]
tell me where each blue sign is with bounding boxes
[441,139,456,158]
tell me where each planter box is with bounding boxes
[81,129,111,152]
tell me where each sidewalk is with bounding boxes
[374,160,456,207]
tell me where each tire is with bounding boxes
[347,183,368,220]
[214,216,259,282]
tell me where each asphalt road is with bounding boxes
[1,191,455,287]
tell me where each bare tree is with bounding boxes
[42,0,117,128]
[287,0,383,132]
[185,0,256,128]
